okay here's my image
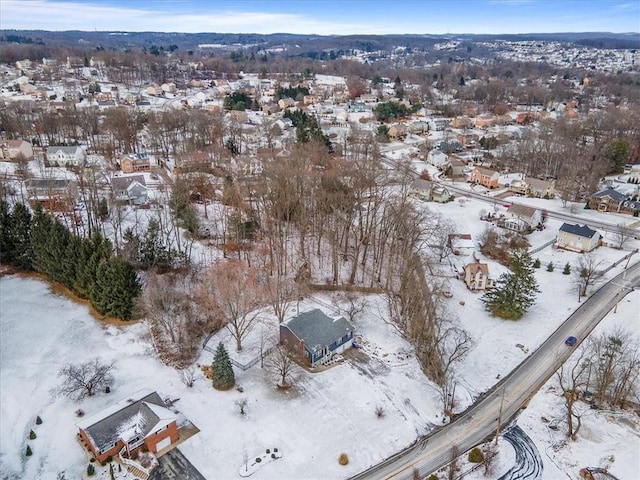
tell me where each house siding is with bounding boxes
[144,422,179,454]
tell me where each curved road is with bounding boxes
[350,261,640,480]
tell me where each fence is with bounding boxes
[528,239,554,255]
[202,343,278,371]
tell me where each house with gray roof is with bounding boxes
[556,223,601,253]
[589,188,640,216]
[279,309,355,367]
[77,389,178,465]
[111,175,148,205]
[46,145,86,166]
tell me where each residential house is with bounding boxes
[279,309,355,368]
[120,153,151,174]
[448,233,475,256]
[278,97,296,109]
[508,176,555,198]
[588,188,640,215]
[556,223,601,253]
[498,204,543,233]
[0,140,34,161]
[388,123,408,140]
[450,116,474,129]
[429,119,449,131]
[46,146,86,167]
[475,114,495,129]
[448,158,468,180]
[77,389,179,464]
[409,178,452,203]
[470,167,500,189]
[426,149,450,169]
[26,178,78,211]
[111,175,148,205]
[463,260,494,291]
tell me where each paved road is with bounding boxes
[443,183,639,237]
[350,262,640,480]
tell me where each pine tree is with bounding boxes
[29,429,36,440]
[212,342,235,390]
[25,445,32,456]
[482,249,540,320]
[547,261,554,272]
[9,202,33,270]
[90,258,141,320]
[35,416,42,425]
[533,258,541,268]
[563,263,571,275]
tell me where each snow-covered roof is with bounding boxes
[77,389,176,451]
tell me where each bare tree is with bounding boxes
[203,259,268,351]
[333,292,368,324]
[265,273,299,323]
[574,255,605,300]
[612,223,632,250]
[267,345,297,388]
[556,346,591,440]
[55,358,116,400]
[180,367,197,388]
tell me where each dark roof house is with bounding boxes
[279,309,355,368]
[77,389,179,465]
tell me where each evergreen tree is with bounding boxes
[211,342,235,390]
[0,201,12,264]
[90,258,141,320]
[7,203,33,270]
[547,261,554,272]
[533,258,541,268]
[482,249,540,320]
[563,262,571,275]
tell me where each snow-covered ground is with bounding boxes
[2,169,640,479]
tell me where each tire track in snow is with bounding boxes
[498,424,543,480]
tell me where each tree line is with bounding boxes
[0,201,141,320]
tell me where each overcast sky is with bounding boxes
[1,0,638,35]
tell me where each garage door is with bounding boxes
[156,436,171,452]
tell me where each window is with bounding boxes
[155,425,168,435]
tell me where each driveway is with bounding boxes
[149,448,206,480]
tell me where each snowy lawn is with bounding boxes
[0,275,440,480]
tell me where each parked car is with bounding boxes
[565,336,577,347]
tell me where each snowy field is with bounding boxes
[2,182,640,479]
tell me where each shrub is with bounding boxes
[468,447,484,463]
[35,416,42,425]
[75,409,84,417]
[29,430,36,440]
[255,457,262,463]
[271,453,276,459]
[274,448,278,452]
[89,458,96,463]
[546,261,554,272]
[25,445,33,456]
[427,475,438,480]
[563,263,571,275]
[375,405,385,418]
[338,453,349,465]
[266,449,270,454]
[533,258,541,268]
[106,456,113,463]
[87,464,95,476]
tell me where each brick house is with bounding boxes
[77,390,179,464]
[470,166,500,189]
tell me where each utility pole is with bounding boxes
[495,388,506,446]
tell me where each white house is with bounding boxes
[46,146,86,167]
